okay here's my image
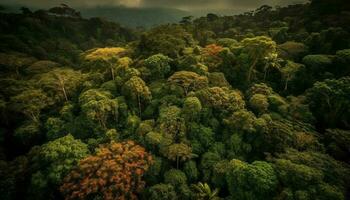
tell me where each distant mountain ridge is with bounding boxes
[0,4,247,28]
[79,6,189,28]
[0,4,190,28]
[79,6,249,28]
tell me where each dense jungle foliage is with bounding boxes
[0,0,350,199]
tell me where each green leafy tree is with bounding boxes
[324,129,350,161]
[274,159,323,188]
[306,77,350,128]
[272,151,348,200]
[125,115,141,136]
[48,4,81,18]
[147,184,177,200]
[164,169,187,186]
[25,60,60,75]
[29,135,89,199]
[184,160,199,183]
[122,76,152,116]
[145,131,163,149]
[83,47,127,80]
[188,123,214,154]
[216,38,238,48]
[10,89,52,122]
[177,55,208,75]
[136,120,154,136]
[224,110,257,133]
[182,97,202,121]
[281,61,304,90]
[208,72,231,88]
[286,95,315,123]
[168,71,208,95]
[278,41,308,60]
[35,68,84,102]
[226,159,278,200]
[14,120,41,146]
[240,36,277,82]
[335,49,350,64]
[79,89,118,130]
[246,83,273,98]
[144,54,173,79]
[335,49,350,75]
[165,143,193,169]
[200,152,221,181]
[302,54,332,76]
[262,52,282,80]
[114,57,139,82]
[0,156,28,200]
[138,24,194,58]
[180,15,194,24]
[249,94,269,115]
[144,156,162,185]
[45,117,66,140]
[158,106,186,140]
[268,94,288,115]
[212,160,231,188]
[156,166,190,199]
[0,52,36,78]
[224,133,252,160]
[196,87,245,113]
[104,128,119,142]
[264,150,345,199]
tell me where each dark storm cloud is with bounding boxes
[0,0,308,10]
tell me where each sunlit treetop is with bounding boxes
[83,47,127,62]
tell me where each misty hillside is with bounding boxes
[80,6,189,28]
[0,5,189,28]
[0,4,247,28]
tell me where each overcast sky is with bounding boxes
[0,0,308,11]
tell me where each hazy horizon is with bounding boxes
[0,0,308,13]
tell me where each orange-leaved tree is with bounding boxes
[202,44,224,70]
[203,44,224,57]
[60,141,153,200]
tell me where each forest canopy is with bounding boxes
[0,1,350,200]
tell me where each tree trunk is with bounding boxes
[137,94,142,117]
[30,111,38,122]
[16,67,20,79]
[184,87,188,96]
[101,120,107,130]
[98,113,107,130]
[62,86,68,102]
[264,67,268,81]
[110,66,115,81]
[114,107,118,123]
[176,156,179,169]
[58,77,68,102]
[247,57,258,82]
[284,79,289,91]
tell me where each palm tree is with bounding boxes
[263,52,282,81]
[192,182,220,200]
